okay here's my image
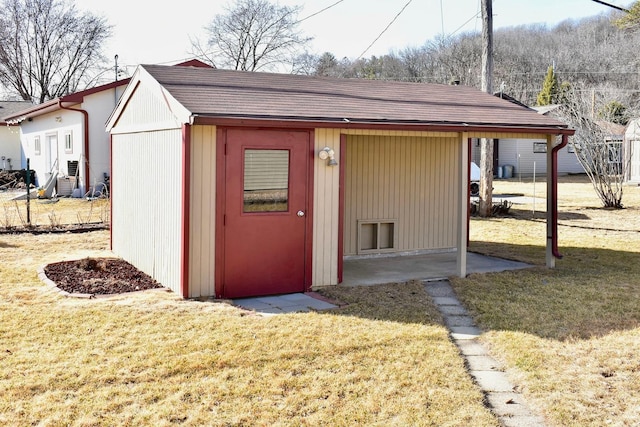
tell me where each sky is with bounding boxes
[73,0,630,78]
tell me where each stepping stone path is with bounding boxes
[423,279,546,427]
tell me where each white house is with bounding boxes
[471,104,585,178]
[0,101,33,171]
[2,80,129,195]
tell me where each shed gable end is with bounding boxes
[111,83,183,133]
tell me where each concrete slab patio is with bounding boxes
[341,251,531,286]
[233,292,338,315]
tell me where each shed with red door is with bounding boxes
[106,64,573,299]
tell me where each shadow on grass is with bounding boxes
[0,240,18,248]
[317,241,639,341]
[494,208,591,221]
[452,241,640,341]
[317,281,446,327]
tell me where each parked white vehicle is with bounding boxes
[470,162,480,196]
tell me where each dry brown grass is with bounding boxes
[0,231,497,426]
[452,175,640,426]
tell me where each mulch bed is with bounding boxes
[0,223,108,235]
[44,257,164,295]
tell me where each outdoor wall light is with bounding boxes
[319,146,338,166]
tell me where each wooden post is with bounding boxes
[478,0,494,217]
[546,135,555,268]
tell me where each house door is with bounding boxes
[45,134,58,176]
[222,128,311,298]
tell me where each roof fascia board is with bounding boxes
[3,80,129,123]
[61,79,129,103]
[190,115,575,136]
[2,99,60,123]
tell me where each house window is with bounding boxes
[533,141,547,153]
[34,136,41,155]
[64,132,73,153]
[243,149,289,213]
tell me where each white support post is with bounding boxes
[457,133,469,277]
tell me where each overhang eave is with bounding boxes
[189,114,575,136]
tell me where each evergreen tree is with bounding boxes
[536,65,558,106]
[615,1,640,30]
[599,100,628,125]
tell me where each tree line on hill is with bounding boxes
[2,0,639,120]
[296,11,640,120]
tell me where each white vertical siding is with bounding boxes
[312,128,341,287]
[188,125,217,297]
[83,88,122,189]
[624,119,640,183]
[344,134,459,256]
[111,130,183,293]
[113,83,178,129]
[628,140,640,183]
[499,138,584,177]
[0,126,23,170]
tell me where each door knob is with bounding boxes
[297,210,305,217]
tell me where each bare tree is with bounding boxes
[0,0,112,103]
[559,87,629,208]
[192,0,311,72]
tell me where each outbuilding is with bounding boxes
[1,101,33,171]
[106,64,574,299]
[624,118,640,184]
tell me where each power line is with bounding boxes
[357,0,414,60]
[590,0,629,12]
[298,0,346,23]
[447,10,482,39]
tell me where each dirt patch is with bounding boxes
[44,257,164,295]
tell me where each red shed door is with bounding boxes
[222,129,310,298]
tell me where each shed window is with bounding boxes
[34,136,41,155]
[243,149,289,212]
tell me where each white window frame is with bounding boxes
[34,136,41,155]
[533,141,547,153]
[64,131,73,154]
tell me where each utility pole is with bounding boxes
[478,0,494,217]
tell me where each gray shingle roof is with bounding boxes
[142,64,570,132]
[0,101,33,122]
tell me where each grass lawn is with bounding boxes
[2,175,638,426]
[0,233,496,426]
[452,175,640,426]
[0,191,109,229]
